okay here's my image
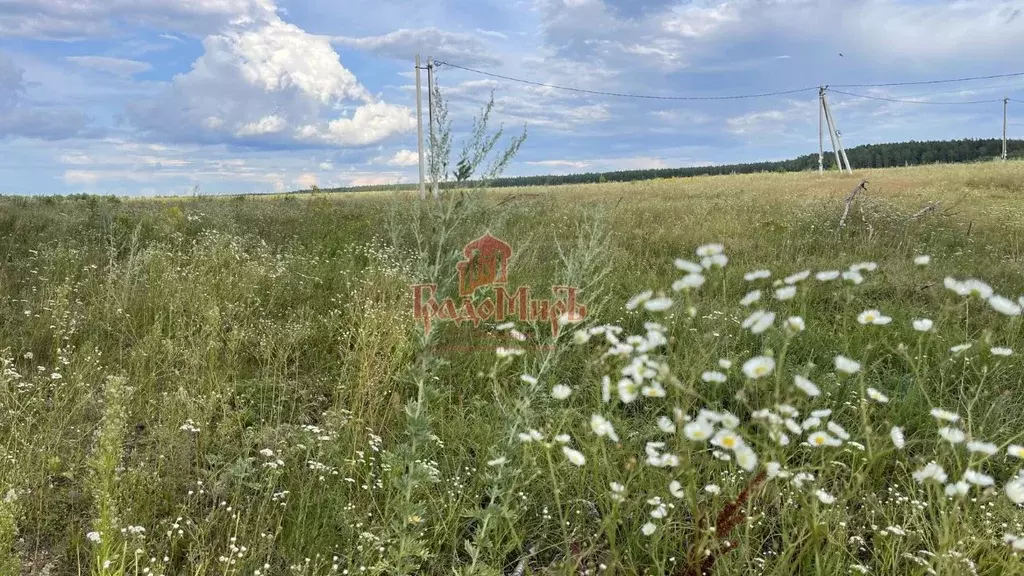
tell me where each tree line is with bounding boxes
[315,138,1024,193]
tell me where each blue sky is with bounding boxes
[2,0,1024,195]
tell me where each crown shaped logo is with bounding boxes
[456,232,512,297]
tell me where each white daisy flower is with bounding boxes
[850,262,877,272]
[966,440,998,456]
[827,422,851,441]
[912,318,934,332]
[834,355,861,374]
[641,522,657,536]
[765,461,788,479]
[784,316,805,334]
[741,309,775,334]
[644,297,673,312]
[944,481,970,497]
[744,269,771,281]
[774,286,797,301]
[801,416,822,430]
[784,270,811,284]
[701,371,727,384]
[811,409,832,418]
[1008,445,1024,459]
[950,343,972,354]
[930,408,960,422]
[674,259,704,274]
[683,419,714,442]
[964,469,995,487]
[857,309,891,325]
[1005,476,1024,504]
[815,489,836,505]
[988,295,1022,316]
[991,347,1014,356]
[554,434,571,444]
[618,379,639,404]
[590,414,619,442]
[914,255,931,265]
[669,480,686,498]
[601,375,611,404]
[562,446,586,466]
[704,484,721,495]
[641,382,666,398]
[793,375,820,397]
[912,462,948,484]
[890,426,905,449]
[742,356,776,379]
[866,387,889,403]
[551,384,572,400]
[650,503,668,519]
[734,445,758,471]
[696,243,724,257]
[701,254,729,269]
[718,358,732,369]
[807,431,842,447]
[842,270,864,284]
[626,290,653,311]
[711,429,745,451]
[938,427,966,444]
[487,457,507,466]
[672,273,706,291]
[740,290,762,307]
[657,415,676,434]
[520,374,538,385]
[815,270,841,281]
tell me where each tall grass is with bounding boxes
[2,162,1024,574]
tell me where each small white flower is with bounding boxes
[740,290,762,307]
[744,269,771,281]
[827,421,851,441]
[696,243,724,257]
[791,472,815,488]
[701,371,727,384]
[912,462,948,484]
[86,531,102,544]
[601,375,611,403]
[711,429,745,451]
[1006,476,1024,504]
[626,290,653,311]
[669,480,686,498]
[834,355,861,374]
[650,503,668,519]
[674,258,704,274]
[518,429,544,443]
[765,461,788,479]
[801,416,822,430]
[551,384,572,400]
[742,356,775,379]
[988,295,1022,316]
[857,309,892,325]
[793,375,820,397]
[487,457,507,466]
[718,358,732,370]
[683,419,714,442]
[966,440,998,456]
[815,489,836,505]
[866,388,889,403]
[807,431,842,447]
[815,270,841,281]
[562,446,586,466]
[842,270,864,284]
[704,484,721,495]
[590,414,619,442]
[641,522,657,536]
[930,408,960,422]
[850,262,878,272]
[774,286,797,301]
[741,309,775,334]
[914,255,930,265]
[912,318,934,332]
[641,382,667,398]
[1008,445,1024,459]
[938,427,966,444]
[991,347,1014,356]
[701,254,729,269]
[950,343,972,354]
[784,270,811,284]
[944,481,970,497]
[644,297,673,312]
[520,374,538,385]
[811,409,832,418]
[964,469,995,487]
[657,415,676,434]
[618,379,639,404]
[672,273,706,291]
[890,426,905,449]
[784,316,805,334]
[734,445,758,471]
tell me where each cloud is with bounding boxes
[127,14,414,148]
[295,172,318,188]
[525,159,591,169]
[332,28,501,67]
[0,53,91,140]
[382,149,419,167]
[65,56,152,77]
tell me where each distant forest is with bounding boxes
[316,138,1024,193]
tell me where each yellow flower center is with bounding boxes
[814,436,825,445]
[722,437,736,449]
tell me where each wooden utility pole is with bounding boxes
[818,87,824,175]
[415,54,426,200]
[1004,97,1009,162]
[427,56,439,199]
[821,90,853,174]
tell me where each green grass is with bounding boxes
[4,162,1024,575]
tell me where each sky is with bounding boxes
[2,0,1024,196]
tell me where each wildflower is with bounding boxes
[815,270,841,281]
[704,484,721,495]
[673,273,706,291]
[866,388,889,403]
[988,295,1022,316]
[784,419,803,435]
[657,416,676,434]
[784,316,805,334]
[618,379,639,403]
[641,522,657,536]
[992,347,1014,356]
[851,564,869,574]
[791,472,815,488]
[741,309,775,334]
[913,318,934,332]
[827,421,851,441]
[496,347,525,358]
[1008,445,1024,459]
[807,431,842,447]
[815,489,836,505]
[914,255,930,265]
[701,371,727,384]
[601,375,611,403]
[850,262,877,272]
[770,431,790,446]
[718,358,732,369]
[938,427,966,444]
[742,356,775,379]
[744,269,771,281]
[701,254,729,269]
[86,531,101,544]
[857,309,892,325]
[766,461,789,479]
[930,408,960,422]
[944,481,970,497]
[683,419,714,442]
[520,374,538,386]
[950,343,972,354]
[487,456,507,466]
[674,259,704,274]
[963,469,995,487]
[735,445,758,471]
[842,270,864,284]
[966,440,998,456]
[696,243,724,257]
[719,411,740,429]
[912,462,948,484]
[793,375,820,397]
[641,382,667,398]
[562,446,586,466]
[1005,475,1024,504]
[774,286,797,301]
[644,297,673,312]
[801,416,822,430]
[551,384,572,400]
[890,426,905,449]
[711,429,745,451]
[626,290,653,311]
[669,480,686,498]
[518,429,544,443]
[834,355,861,374]
[811,409,832,418]
[650,503,668,519]
[740,290,761,306]
[784,270,811,284]
[590,414,619,442]
[964,279,994,299]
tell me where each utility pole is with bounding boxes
[1004,97,1009,162]
[821,89,853,174]
[427,56,439,199]
[818,87,824,175]
[415,54,426,200]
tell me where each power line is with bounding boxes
[832,71,1024,88]
[433,60,818,100]
[1011,98,1024,104]
[828,89,1004,105]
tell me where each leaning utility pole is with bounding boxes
[818,87,824,175]
[1004,97,1009,162]
[821,88,853,174]
[415,54,426,200]
[427,56,439,199]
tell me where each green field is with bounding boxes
[4,161,1024,575]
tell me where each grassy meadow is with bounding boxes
[4,161,1024,575]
